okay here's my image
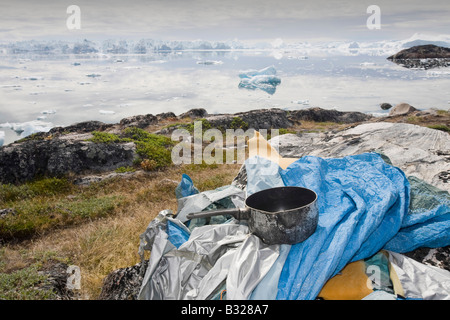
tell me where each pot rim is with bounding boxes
[244,186,318,215]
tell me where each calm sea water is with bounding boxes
[1,50,450,145]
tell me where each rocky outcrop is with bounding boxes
[98,262,146,300]
[37,262,80,300]
[380,103,393,110]
[206,108,293,130]
[119,114,158,129]
[387,44,450,69]
[288,107,372,124]
[389,45,450,59]
[388,103,417,116]
[179,108,208,119]
[0,132,136,184]
[48,121,112,135]
[204,107,371,131]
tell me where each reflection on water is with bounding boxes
[0,50,450,145]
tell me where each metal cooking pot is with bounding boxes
[186,186,319,245]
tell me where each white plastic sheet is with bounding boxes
[387,251,450,300]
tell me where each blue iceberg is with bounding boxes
[238,66,281,95]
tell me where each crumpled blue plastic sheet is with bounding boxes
[384,176,450,252]
[175,173,199,199]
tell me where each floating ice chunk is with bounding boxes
[238,75,281,95]
[291,99,310,105]
[86,73,101,78]
[1,120,54,138]
[37,115,47,120]
[83,104,94,107]
[196,60,223,65]
[99,110,115,115]
[238,66,281,95]
[19,121,53,137]
[41,110,56,114]
[22,76,44,81]
[0,131,4,147]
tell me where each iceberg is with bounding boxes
[239,65,277,79]
[99,110,115,115]
[196,60,223,65]
[41,109,56,114]
[291,99,310,105]
[238,66,281,95]
[0,120,54,139]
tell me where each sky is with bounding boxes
[0,0,450,43]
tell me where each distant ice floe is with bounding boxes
[41,109,56,114]
[196,60,223,65]
[0,120,54,139]
[99,110,115,115]
[291,99,310,105]
[0,131,4,147]
[22,76,44,81]
[238,66,281,95]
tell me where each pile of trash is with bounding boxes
[136,130,450,300]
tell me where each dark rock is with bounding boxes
[37,262,78,300]
[388,45,450,60]
[98,262,146,300]
[0,132,136,184]
[49,121,112,135]
[387,45,450,69]
[119,114,158,129]
[179,108,208,119]
[206,108,293,130]
[404,246,450,272]
[288,107,372,124]
[380,103,393,110]
[389,103,417,116]
[156,112,177,120]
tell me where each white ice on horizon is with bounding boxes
[196,60,223,65]
[291,99,310,105]
[41,109,56,114]
[99,110,116,115]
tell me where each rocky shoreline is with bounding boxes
[0,107,373,184]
